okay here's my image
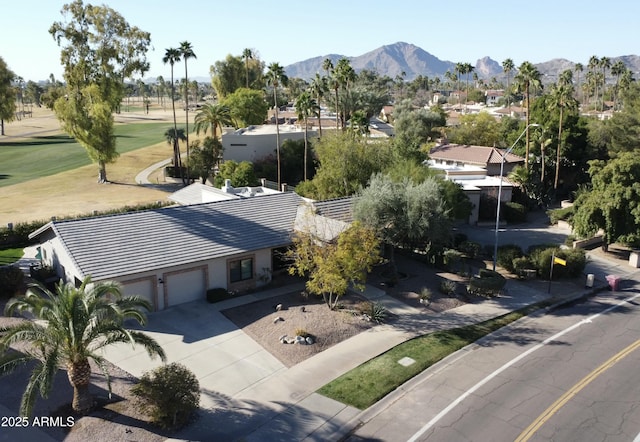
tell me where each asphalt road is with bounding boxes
[349,287,640,442]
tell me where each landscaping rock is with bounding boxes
[273,316,284,323]
[295,336,306,345]
[275,303,283,311]
[305,336,314,345]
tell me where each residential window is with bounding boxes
[229,257,253,283]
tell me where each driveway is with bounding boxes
[100,299,286,407]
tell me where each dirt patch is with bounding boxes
[222,290,376,367]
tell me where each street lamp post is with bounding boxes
[493,123,540,271]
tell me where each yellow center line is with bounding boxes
[516,338,640,442]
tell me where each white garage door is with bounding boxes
[121,278,156,310]
[165,268,206,307]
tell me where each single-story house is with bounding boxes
[221,124,318,163]
[168,180,281,206]
[29,192,304,311]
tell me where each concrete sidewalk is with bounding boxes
[167,251,639,442]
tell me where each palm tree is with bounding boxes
[610,60,626,111]
[295,92,320,181]
[165,127,186,171]
[599,56,610,111]
[194,103,232,140]
[514,61,543,168]
[335,58,356,129]
[549,72,577,190]
[163,48,181,173]
[266,62,288,187]
[180,41,197,183]
[242,48,253,88]
[0,277,166,416]
[502,58,514,110]
[463,62,474,107]
[455,62,464,105]
[588,55,600,108]
[574,62,583,105]
[309,73,327,137]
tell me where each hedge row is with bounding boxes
[497,244,586,279]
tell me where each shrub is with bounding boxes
[206,287,232,303]
[419,287,433,302]
[439,280,456,295]
[512,256,535,277]
[496,244,524,273]
[369,302,387,323]
[0,266,25,298]
[452,233,468,248]
[294,328,309,338]
[503,202,527,223]
[547,206,574,224]
[457,241,481,259]
[131,363,200,430]
[468,269,506,297]
[530,247,586,279]
[443,249,464,272]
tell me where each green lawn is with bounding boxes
[0,122,171,188]
[0,247,24,265]
[318,302,550,410]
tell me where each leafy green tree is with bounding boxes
[266,62,288,187]
[448,111,501,147]
[392,100,445,160]
[573,153,640,247]
[287,221,380,310]
[210,53,263,99]
[0,56,16,136]
[213,160,257,187]
[194,103,232,139]
[295,92,320,180]
[49,0,151,183]
[220,87,268,128]
[354,173,452,274]
[514,61,543,168]
[188,137,222,183]
[132,362,199,430]
[308,133,392,199]
[0,277,166,416]
[25,81,43,108]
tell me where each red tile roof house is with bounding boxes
[427,143,525,225]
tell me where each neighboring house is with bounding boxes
[29,193,303,311]
[485,90,504,106]
[168,180,281,206]
[429,143,524,176]
[428,143,525,225]
[221,124,318,163]
[379,105,394,123]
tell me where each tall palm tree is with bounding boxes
[549,72,577,190]
[610,60,626,111]
[295,91,320,181]
[309,73,327,137]
[599,56,610,111]
[266,62,288,187]
[0,277,166,416]
[242,48,253,88]
[335,58,356,129]
[588,55,600,109]
[514,61,543,168]
[180,41,196,183]
[194,103,232,140]
[573,62,583,106]
[463,62,474,107]
[163,48,182,175]
[502,58,514,110]
[455,62,464,105]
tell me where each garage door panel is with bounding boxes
[165,269,205,307]
[121,278,155,310]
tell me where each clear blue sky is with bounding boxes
[3,0,639,82]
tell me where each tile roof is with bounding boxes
[429,144,525,166]
[312,197,356,223]
[31,193,303,281]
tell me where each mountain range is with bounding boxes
[284,42,640,83]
